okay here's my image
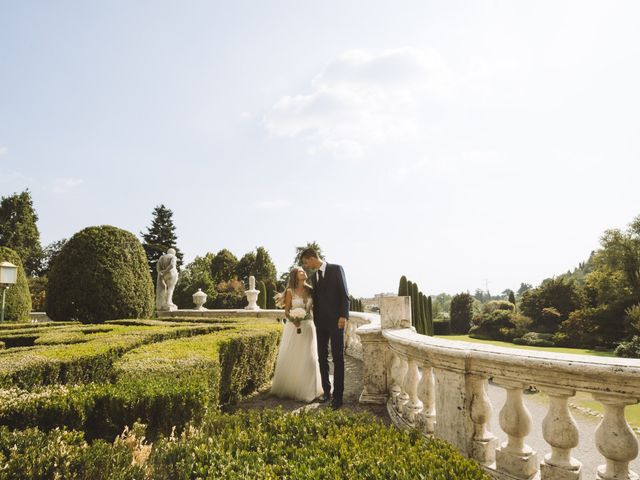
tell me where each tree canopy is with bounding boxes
[0,190,43,276]
[141,204,183,285]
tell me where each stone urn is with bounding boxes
[192,288,207,311]
[245,275,260,310]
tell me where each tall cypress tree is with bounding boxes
[0,190,43,276]
[411,282,419,331]
[398,276,408,296]
[426,296,434,335]
[258,280,267,309]
[416,291,424,334]
[141,204,183,285]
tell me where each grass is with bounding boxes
[437,334,640,426]
[437,334,615,357]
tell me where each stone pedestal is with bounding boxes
[380,296,411,329]
[358,324,389,405]
[434,367,476,457]
[540,461,581,480]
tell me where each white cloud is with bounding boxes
[0,146,7,156]
[51,177,84,194]
[254,199,290,209]
[264,47,453,160]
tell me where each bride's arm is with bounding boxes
[284,289,292,316]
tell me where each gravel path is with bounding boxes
[237,356,640,477]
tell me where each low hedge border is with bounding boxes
[0,323,225,389]
[0,321,282,441]
[0,409,489,480]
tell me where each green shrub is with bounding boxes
[615,335,640,358]
[46,226,154,323]
[148,408,490,480]
[434,320,451,335]
[0,322,281,440]
[512,332,555,347]
[0,323,221,389]
[0,247,31,322]
[0,426,145,480]
[482,300,515,313]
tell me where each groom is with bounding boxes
[301,248,350,410]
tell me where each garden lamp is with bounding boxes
[0,261,18,323]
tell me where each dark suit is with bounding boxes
[311,262,350,402]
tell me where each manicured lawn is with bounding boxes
[436,334,640,427]
[437,334,615,357]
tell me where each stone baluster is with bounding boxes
[593,393,639,480]
[539,386,581,480]
[469,375,497,464]
[417,364,436,434]
[494,378,538,479]
[396,355,409,413]
[389,353,402,406]
[402,358,423,423]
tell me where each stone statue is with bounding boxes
[156,248,178,311]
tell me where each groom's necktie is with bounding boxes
[317,269,323,285]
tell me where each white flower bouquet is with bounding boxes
[288,307,311,334]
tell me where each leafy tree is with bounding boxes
[174,253,217,309]
[597,216,640,296]
[450,293,473,334]
[39,239,67,276]
[520,278,582,332]
[254,247,277,288]
[517,283,533,297]
[210,249,238,284]
[236,252,257,286]
[213,278,245,309]
[141,205,183,285]
[0,190,43,276]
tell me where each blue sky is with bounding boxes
[2,1,640,297]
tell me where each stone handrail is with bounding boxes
[357,296,640,480]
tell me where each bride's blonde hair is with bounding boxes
[274,267,313,308]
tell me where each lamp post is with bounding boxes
[0,261,18,323]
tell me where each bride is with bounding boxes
[270,267,323,402]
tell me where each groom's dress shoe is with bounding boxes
[318,393,331,403]
[331,399,343,410]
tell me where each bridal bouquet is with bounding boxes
[288,307,310,334]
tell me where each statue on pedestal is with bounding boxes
[156,248,178,311]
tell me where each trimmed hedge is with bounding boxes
[148,408,490,480]
[0,323,222,389]
[0,247,31,322]
[0,426,146,480]
[0,322,281,441]
[46,226,154,323]
[434,319,452,335]
[0,409,489,480]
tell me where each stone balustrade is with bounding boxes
[357,296,640,480]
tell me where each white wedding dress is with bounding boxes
[270,293,323,402]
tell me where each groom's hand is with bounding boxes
[338,317,347,329]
